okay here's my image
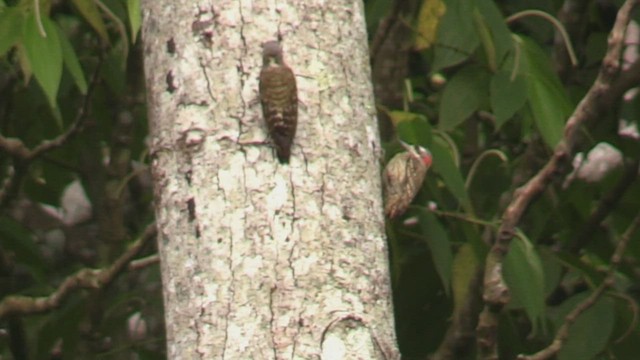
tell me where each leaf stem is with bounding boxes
[506,9,578,66]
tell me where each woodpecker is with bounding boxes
[383,142,433,218]
[259,41,298,164]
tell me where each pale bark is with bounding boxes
[141,0,399,358]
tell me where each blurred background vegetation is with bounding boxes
[1,0,640,359]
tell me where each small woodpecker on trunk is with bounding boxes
[259,41,298,164]
[383,142,433,219]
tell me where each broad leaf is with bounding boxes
[419,210,453,295]
[439,66,490,130]
[430,137,472,211]
[0,6,23,57]
[71,0,109,43]
[504,234,546,333]
[432,0,479,71]
[473,8,497,71]
[527,77,568,147]
[127,0,141,44]
[55,23,87,94]
[451,243,478,315]
[23,14,63,111]
[518,36,573,147]
[490,71,527,128]
[392,111,433,147]
[555,294,614,360]
[475,0,513,66]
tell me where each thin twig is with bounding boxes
[128,254,159,271]
[553,0,589,81]
[29,63,103,159]
[0,223,156,319]
[0,62,102,161]
[507,10,578,66]
[465,150,509,190]
[518,212,640,360]
[34,0,47,37]
[0,62,102,208]
[477,1,640,358]
[431,209,497,228]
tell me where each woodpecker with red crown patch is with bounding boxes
[259,41,298,164]
[383,142,433,218]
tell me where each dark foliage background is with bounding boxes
[1,0,640,359]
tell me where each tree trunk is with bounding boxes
[141,0,399,358]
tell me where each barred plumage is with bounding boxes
[383,143,432,218]
[259,41,298,164]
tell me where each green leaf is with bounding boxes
[419,211,453,295]
[16,43,32,81]
[127,0,141,44]
[0,6,23,57]
[430,137,472,211]
[432,0,479,72]
[490,71,527,128]
[439,66,490,130]
[451,243,478,314]
[392,112,433,147]
[473,8,496,71]
[504,233,546,333]
[554,294,614,360]
[71,0,109,43]
[537,247,564,297]
[518,36,573,147]
[527,77,568,147]
[55,24,87,94]
[22,14,62,111]
[475,0,513,65]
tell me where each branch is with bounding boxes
[128,254,159,271]
[0,138,31,159]
[477,1,640,358]
[0,223,156,319]
[0,64,101,161]
[518,211,640,360]
[0,63,102,209]
[610,54,640,99]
